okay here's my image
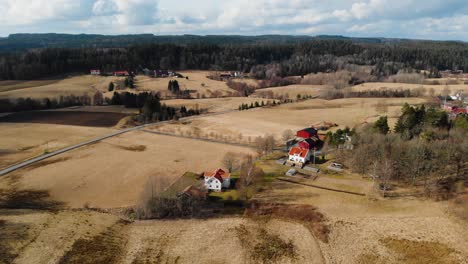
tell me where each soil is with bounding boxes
[0,111,128,127]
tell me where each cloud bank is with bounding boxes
[0,0,467,40]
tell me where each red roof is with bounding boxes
[288,147,309,158]
[203,168,230,181]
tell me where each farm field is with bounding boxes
[0,75,125,100]
[134,71,237,98]
[0,131,254,208]
[151,97,427,141]
[253,84,325,98]
[0,209,323,264]
[254,174,468,264]
[352,82,468,95]
[0,123,115,170]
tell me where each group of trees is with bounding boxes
[2,39,468,80]
[109,91,199,122]
[394,104,450,139]
[336,104,467,197]
[238,101,268,111]
[0,94,99,113]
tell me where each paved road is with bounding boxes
[0,110,235,176]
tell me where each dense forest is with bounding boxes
[0,35,467,80]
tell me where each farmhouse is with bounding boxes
[288,147,310,167]
[203,168,231,192]
[90,69,101,75]
[297,127,318,139]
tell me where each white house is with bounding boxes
[203,168,231,192]
[90,69,101,75]
[288,147,310,165]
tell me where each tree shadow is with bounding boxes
[0,189,65,211]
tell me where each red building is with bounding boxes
[114,71,129,76]
[296,128,318,139]
[298,137,320,150]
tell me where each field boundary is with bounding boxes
[278,177,366,196]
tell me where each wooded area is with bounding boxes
[1,37,467,80]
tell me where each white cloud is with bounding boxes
[0,0,466,40]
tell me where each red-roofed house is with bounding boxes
[203,168,231,192]
[288,147,310,166]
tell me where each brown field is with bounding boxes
[0,75,125,100]
[254,171,468,263]
[134,71,237,98]
[152,98,427,141]
[47,105,139,114]
[0,209,323,264]
[0,123,114,170]
[253,84,326,98]
[352,82,468,95]
[0,111,128,127]
[0,131,254,208]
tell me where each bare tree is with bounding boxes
[222,152,240,173]
[282,129,294,142]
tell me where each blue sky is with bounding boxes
[1,0,467,40]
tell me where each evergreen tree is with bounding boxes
[108,82,114,92]
[373,116,390,134]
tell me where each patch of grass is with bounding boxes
[381,237,459,264]
[356,253,387,264]
[209,189,240,201]
[117,145,147,152]
[0,188,64,210]
[233,224,297,264]
[245,202,329,243]
[0,220,30,263]
[26,157,71,171]
[59,220,129,264]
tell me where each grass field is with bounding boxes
[0,209,323,264]
[254,172,468,263]
[153,97,427,141]
[352,82,468,95]
[0,75,125,100]
[0,123,115,170]
[253,84,325,98]
[0,131,254,208]
[134,71,237,98]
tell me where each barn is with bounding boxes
[297,128,318,139]
[298,137,320,150]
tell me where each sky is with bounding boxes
[0,0,467,40]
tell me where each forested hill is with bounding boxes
[0,34,467,80]
[0,33,433,52]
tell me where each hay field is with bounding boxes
[0,131,254,208]
[255,177,468,264]
[153,98,427,140]
[163,97,276,113]
[352,82,468,95]
[134,71,237,97]
[0,75,125,100]
[0,123,114,170]
[253,84,325,98]
[0,209,323,264]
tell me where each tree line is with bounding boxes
[1,39,467,80]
